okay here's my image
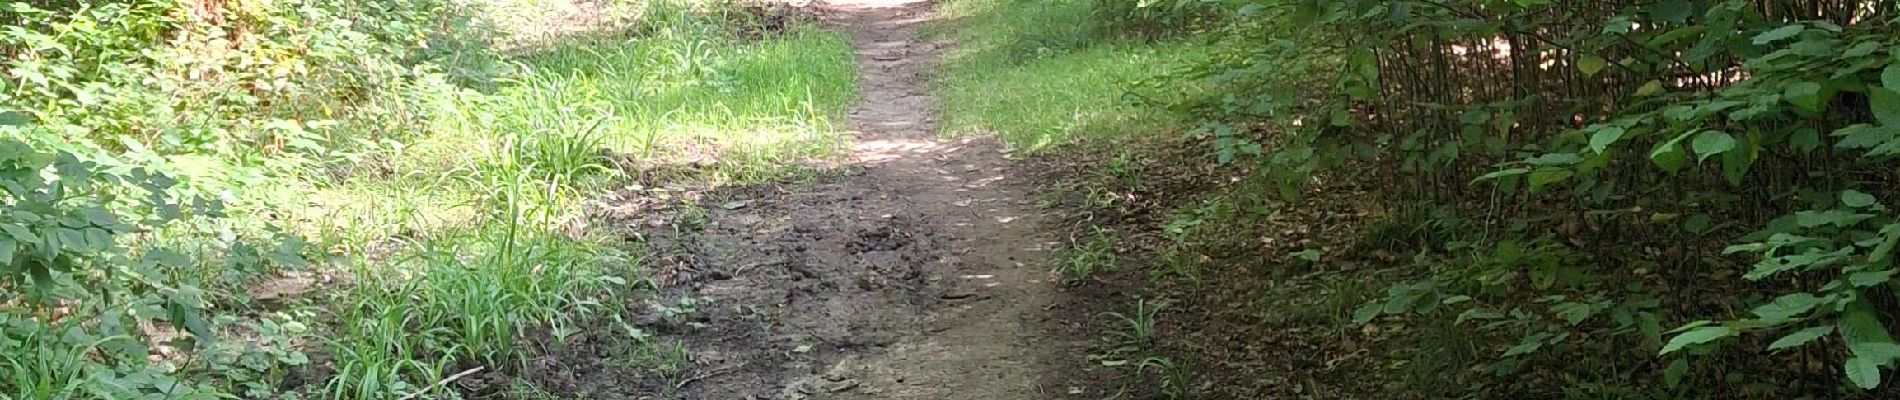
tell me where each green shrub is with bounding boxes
[1090,0,1223,37]
[1168,0,1900,395]
[1,0,858,397]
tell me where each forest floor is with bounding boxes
[521,0,1110,398]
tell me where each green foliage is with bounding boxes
[325,226,629,399]
[453,25,856,183]
[1056,227,1120,284]
[1092,298,1192,399]
[0,136,312,397]
[932,0,1209,152]
[1065,0,1900,394]
[1089,0,1223,37]
[2,0,858,397]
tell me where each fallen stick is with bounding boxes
[674,363,746,391]
[397,366,486,400]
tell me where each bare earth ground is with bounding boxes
[525,1,1099,398]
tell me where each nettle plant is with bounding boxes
[1468,8,1900,391]
[1661,190,1900,389]
[0,137,309,397]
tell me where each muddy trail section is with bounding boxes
[523,1,1091,398]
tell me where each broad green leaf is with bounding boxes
[1660,326,1735,355]
[1503,332,1552,357]
[1588,127,1625,154]
[1784,81,1825,113]
[1856,343,1900,362]
[1846,356,1883,389]
[1553,302,1594,325]
[1746,248,1850,280]
[1751,292,1820,323]
[1845,41,1881,58]
[1841,300,1897,361]
[54,228,85,252]
[1721,139,1753,185]
[1528,169,1573,192]
[1792,128,1821,153]
[1752,24,1805,45]
[1455,308,1503,325]
[1884,64,1900,90]
[0,111,28,127]
[1872,88,1900,126]
[1692,131,1736,162]
[1833,124,1897,151]
[1604,15,1634,34]
[1640,312,1663,345]
[1635,80,1666,96]
[1649,0,1692,22]
[169,285,216,345]
[1768,326,1833,352]
[1850,270,1896,287]
[1664,358,1689,388]
[140,249,192,268]
[0,223,38,243]
[1871,224,1900,264]
[1795,210,1873,228]
[266,248,309,268]
[80,209,118,227]
[1352,303,1382,325]
[1461,109,1492,125]
[1649,133,1691,172]
[1502,340,1542,357]
[1577,55,1607,77]
[1843,190,1879,208]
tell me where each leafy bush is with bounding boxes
[1116,0,1900,395]
[1090,0,1222,37]
[5,0,858,396]
[0,136,314,398]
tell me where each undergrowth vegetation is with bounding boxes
[939,0,1900,398]
[0,0,853,397]
[930,0,1209,152]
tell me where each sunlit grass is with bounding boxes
[260,3,856,398]
[931,0,1209,153]
[404,25,857,185]
[0,0,857,397]
[279,17,857,251]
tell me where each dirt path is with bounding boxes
[561,1,1083,398]
[805,0,1074,398]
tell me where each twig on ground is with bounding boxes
[396,366,486,400]
[674,363,747,390]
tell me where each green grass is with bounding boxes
[1056,227,1119,284]
[409,24,857,185]
[295,10,858,398]
[931,0,1210,153]
[0,0,858,398]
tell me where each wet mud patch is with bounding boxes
[506,0,1088,397]
[508,173,975,398]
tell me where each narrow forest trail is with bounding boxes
[578,0,1087,398]
[807,0,1076,397]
